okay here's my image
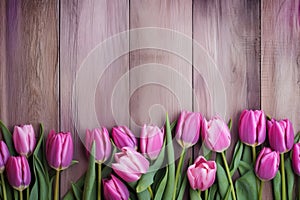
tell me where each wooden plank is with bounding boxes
[0,0,58,134]
[261,0,300,199]
[60,0,129,196]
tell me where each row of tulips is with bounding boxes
[0,109,300,200]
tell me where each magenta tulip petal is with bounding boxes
[13,125,36,157]
[292,143,300,176]
[112,126,137,150]
[103,175,129,200]
[255,147,279,181]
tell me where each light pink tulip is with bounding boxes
[13,124,36,156]
[112,126,137,150]
[103,175,129,200]
[292,143,300,176]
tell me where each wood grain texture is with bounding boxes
[60,0,129,196]
[261,0,300,199]
[0,0,58,133]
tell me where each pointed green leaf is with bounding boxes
[0,121,16,155]
[272,171,281,200]
[227,119,232,131]
[208,184,218,200]
[285,158,294,200]
[83,142,96,199]
[154,167,168,200]
[230,141,243,176]
[71,183,83,200]
[294,132,300,143]
[189,188,201,200]
[170,120,177,131]
[137,189,151,200]
[216,163,232,200]
[238,161,252,176]
[235,170,258,200]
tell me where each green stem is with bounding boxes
[27,187,29,200]
[1,173,7,200]
[54,170,60,200]
[221,152,236,200]
[281,153,286,200]
[98,163,102,200]
[252,146,259,191]
[148,186,153,200]
[205,189,208,200]
[172,148,186,200]
[19,190,23,200]
[258,181,264,200]
[198,190,201,199]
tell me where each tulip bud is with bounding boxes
[86,127,111,164]
[202,115,231,152]
[6,156,31,191]
[238,110,266,146]
[112,126,137,150]
[140,125,164,160]
[187,156,217,191]
[46,130,73,170]
[103,175,129,200]
[255,147,280,181]
[292,143,300,176]
[13,124,36,157]
[0,141,10,173]
[267,119,294,153]
[112,147,149,182]
[175,111,201,148]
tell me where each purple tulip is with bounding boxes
[112,126,137,150]
[255,147,280,181]
[103,175,129,200]
[202,115,231,152]
[140,125,164,160]
[175,111,201,148]
[267,119,294,153]
[112,147,149,182]
[0,141,10,173]
[187,156,217,191]
[46,130,73,170]
[6,156,31,191]
[13,124,36,156]
[239,110,266,146]
[292,143,300,176]
[86,127,111,164]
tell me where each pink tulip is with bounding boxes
[6,156,31,191]
[255,147,280,181]
[267,119,294,153]
[175,111,201,148]
[202,115,231,152]
[140,125,164,160]
[238,110,266,146]
[13,124,36,156]
[112,126,137,150]
[103,175,129,200]
[112,147,149,182]
[0,141,9,173]
[292,143,300,176]
[46,130,73,170]
[187,156,217,191]
[86,127,111,164]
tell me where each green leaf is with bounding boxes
[189,188,201,200]
[0,121,16,155]
[48,175,55,200]
[241,145,252,165]
[63,174,86,200]
[83,142,96,200]
[170,120,177,131]
[235,170,258,200]
[238,161,252,176]
[224,186,231,200]
[154,167,168,200]
[230,141,244,176]
[285,158,294,200]
[227,119,232,130]
[177,169,188,200]
[216,163,232,200]
[137,189,151,200]
[202,145,212,160]
[32,155,49,200]
[71,183,83,200]
[272,171,281,200]
[162,113,175,199]
[101,165,112,179]
[208,184,218,200]
[294,132,300,143]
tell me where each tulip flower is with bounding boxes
[112,126,137,150]
[112,147,149,182]
[86,127,111,164]
[292,143,300,176]
[187,156,217,191]
[0,141,9,173]
[6,156,31,191]
[267,118,294,153]
[238,110,266,146]
[13,124,36,157]
[103,175,129,200]
[175,111,201,149]
[140,125,164,160]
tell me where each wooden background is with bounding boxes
[0,0,300,199]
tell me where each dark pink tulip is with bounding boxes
[140,125,164,160]
[267,119,294,153]
[6,156,31,191]
[239,110,266,146]
[13,124,36,156]
[175,111,201,148]
[112,126,137,150]
[112,147,149,182]
[187,156,217,191]
[292,143,300,176]
[103,175,129,200]
[0,141,9,172]
[255,147,280,181]
[86,127,111,164]
[46,130,73,170]
[202,115,231,152]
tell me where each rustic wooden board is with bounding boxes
[261,0,300,199]
[0,0,58,134]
